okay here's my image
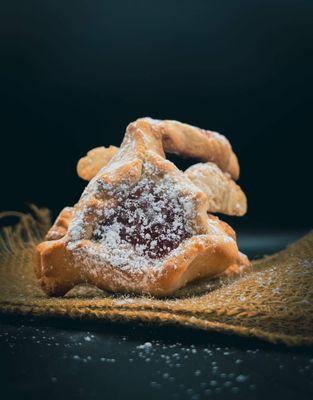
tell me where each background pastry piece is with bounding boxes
[36,118,249,297]
[185,162,247,216]
[77,145,118,181]
[77,118,239,181]
[154,119,240,179]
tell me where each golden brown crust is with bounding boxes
[185,162,247,216]
[36,118,249,297]
[158,119,240,179]
[222,251,250,276]
[77,145,118,181]
[77,118,239,180]
[45,207,74,241]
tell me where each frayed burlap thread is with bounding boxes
[0,208,312,346]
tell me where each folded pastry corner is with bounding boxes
[36,118,249,297]
[77,145,118,182]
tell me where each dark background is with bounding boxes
[1,4,313,399]
[1,0,313,230]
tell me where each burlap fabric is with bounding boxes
[0,207,312,346]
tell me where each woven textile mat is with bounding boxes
[0,208,312,346]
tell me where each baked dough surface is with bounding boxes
[37,118,249,296]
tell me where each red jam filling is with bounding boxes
[91,181,191,259]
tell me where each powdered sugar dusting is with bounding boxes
[67,162,198,274]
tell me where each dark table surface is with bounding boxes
[1,231,312,400]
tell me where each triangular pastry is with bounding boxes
[36,118,249,296]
